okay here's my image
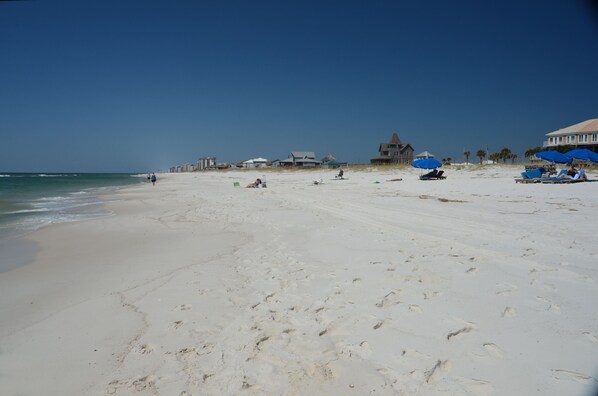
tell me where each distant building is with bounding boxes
[414,151,435,159]
[243,158,268,168]
[182,163,195,172]
[544,119,598,152]
[321,153,347,168]
[197,157,217,170]
[370,133,414,165]
[279,152,321,167]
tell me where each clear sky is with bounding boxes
[1,0,597,172]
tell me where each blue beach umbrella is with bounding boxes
[411,158,442,169]
[535,151,571,164]
[565,149,598,163]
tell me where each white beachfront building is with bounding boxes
[544,119,598,151]
[197,157,217,170]
[414,151,435,159]
[242,158,268,168]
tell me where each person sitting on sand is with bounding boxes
[336,169,344,179]
[246,178,262,188]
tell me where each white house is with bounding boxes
[243,158,268,168]
[414,151,435,159]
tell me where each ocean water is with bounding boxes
[0,173,143,239]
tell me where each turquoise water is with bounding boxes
[0,173,143,238]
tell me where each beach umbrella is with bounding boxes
[535,151,571,164]
[564,149,598,163]
[411,158,442,169]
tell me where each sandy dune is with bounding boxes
[0,166,597,395]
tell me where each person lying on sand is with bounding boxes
[246,178,262,188]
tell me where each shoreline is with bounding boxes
[1,168,597,395]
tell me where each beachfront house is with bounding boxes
[370,133,414,165]
[321,153,348,168]
[242,158,268,168]
[543,119,598,152]
[278,152,321,167]
[414,151,435,159]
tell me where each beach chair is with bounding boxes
[540,169,588,184]
[515,169,543,183]
[420,170,446,180]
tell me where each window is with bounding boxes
[592,134,598,142]
[579,134,588,143]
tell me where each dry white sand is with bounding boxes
[0,166,597,395]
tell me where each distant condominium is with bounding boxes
[544,119,598,152]
[197,157,217,170]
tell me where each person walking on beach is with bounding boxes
[147,174,151,182]
[151,173,157,186]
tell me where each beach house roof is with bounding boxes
[243,157,268,163]
[291,151,316,159]
[321,153,336,162]
[546,119,598,136]
[415,151,435,159]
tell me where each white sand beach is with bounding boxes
[1,166,597,396]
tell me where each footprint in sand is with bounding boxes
[495,282,517,296]
[337,340,372,360]
[455,377,494,396]
[176,347,198,357]
[483,343,504,358]
[496,289,513,297]
[107,375,157,394]
[423,290,442,300]
[401,349,430,360]
[171,320,186,329]
[264,293,276,302]
[174,304,192,311]
[135,344,155,354]
[582,331,598,343]
[501,306,517,318]
[255,335,271,350]
[376,290,401,308]
[424,360,452,383]
[409,304,423,313]
[534,296,561,313]
[466,267,478,274]
[447,324,475,341]
[548,303,561,314]
[551,369,596,384]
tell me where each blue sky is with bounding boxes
[1,0,597,172]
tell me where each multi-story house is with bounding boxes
[544,119,598,152]
[371,133,414,165]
